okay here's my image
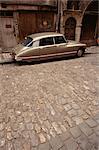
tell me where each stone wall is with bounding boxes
[0,0,57,6]
[0,17,3,50]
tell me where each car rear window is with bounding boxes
[21,37,33,47]
[54,36,66,44]
[39,37,54,46]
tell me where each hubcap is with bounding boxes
[77,49,83,57]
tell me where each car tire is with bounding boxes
[77,49,84,57]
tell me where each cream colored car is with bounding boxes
[12,32,86,62]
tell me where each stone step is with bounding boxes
[0,53,14,63]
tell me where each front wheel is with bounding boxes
[77,49,84,57]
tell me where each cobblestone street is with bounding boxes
[0,46,99,150]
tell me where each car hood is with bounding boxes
[67,40,86,46]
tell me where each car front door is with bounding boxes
[54,36,67,54]
[54,36,77,55]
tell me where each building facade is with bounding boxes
[61,0,98,46]
[0,0,57,50]
[0,0,98,50]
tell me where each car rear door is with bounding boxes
[39,37,56,56]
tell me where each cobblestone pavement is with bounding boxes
[0,46,99,150]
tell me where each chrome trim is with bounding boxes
[15,50,77,61]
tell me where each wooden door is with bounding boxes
[18,12,55,42]
[80,14,97,45]
[1,17,17,48]
[18,12,37,41]
[65,17,76,40]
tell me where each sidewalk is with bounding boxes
[0,52,14,63]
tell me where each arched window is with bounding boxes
[67,0,80,10]
[65,17,76,40]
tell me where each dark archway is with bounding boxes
[80,0,98,45]
[65,17,76,40]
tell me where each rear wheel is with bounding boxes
[77,49,84,57]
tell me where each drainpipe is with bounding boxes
[56,0,61,32]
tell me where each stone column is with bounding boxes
[60,14,64,34]
[56,0,61,32]
[60,1,64,34]
[75,23,82,42]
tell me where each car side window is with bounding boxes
[39,37,54,46]
[54,36,66,44]
[33,40,39,47]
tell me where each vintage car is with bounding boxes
[12,32,86,62]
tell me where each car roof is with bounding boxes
[28,32,64,41]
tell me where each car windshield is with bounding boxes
[21,37,33,47]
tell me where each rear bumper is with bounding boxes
[15,56,22,61]
[10,53,16,60]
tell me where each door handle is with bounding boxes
[39,47,43,49]
[56,45,62,47]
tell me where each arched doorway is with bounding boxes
[80,0,98,45]
[65,17,76,40]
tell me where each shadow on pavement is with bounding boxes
[15,55,78,66]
